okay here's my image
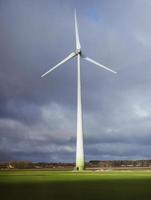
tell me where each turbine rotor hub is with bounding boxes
[75,49,81,55]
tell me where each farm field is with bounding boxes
[1,170,151,200]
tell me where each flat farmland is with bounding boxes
[1,170,151,200]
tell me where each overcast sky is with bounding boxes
[0,0,151,162]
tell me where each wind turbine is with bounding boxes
[41,10,117,171]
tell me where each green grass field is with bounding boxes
[1,170,151,200]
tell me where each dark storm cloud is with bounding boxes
[0,0,151,162]
[0,100,41,125]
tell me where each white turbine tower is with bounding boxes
[41,10,117,171]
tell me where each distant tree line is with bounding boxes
[88,160,151,168]
[0,161,74,169]
[1,160,151,169]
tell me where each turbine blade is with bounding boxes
[75,9,81,50]
[41,52,76,77]
[82,55,117,74]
